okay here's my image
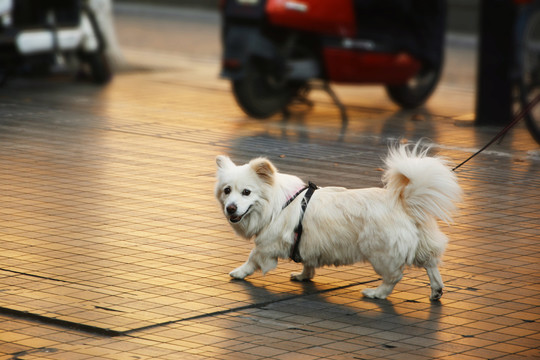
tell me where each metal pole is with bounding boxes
[475,0,517,126]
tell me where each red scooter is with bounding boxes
[220,0,446,119]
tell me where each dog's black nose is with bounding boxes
[226,204,237,214]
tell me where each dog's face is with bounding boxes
[215,156,275,228]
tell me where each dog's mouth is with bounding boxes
[229,206,251,224]
[229,215,243,223]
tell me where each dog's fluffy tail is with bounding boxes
[383,144,462,224]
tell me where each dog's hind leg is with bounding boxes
[425,264,444,301]
[362,259,404,300]
[291,265,315,282]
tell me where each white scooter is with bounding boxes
[0,0,120,85]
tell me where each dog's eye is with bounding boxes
[242,189,251,196]
[224,186,231,195]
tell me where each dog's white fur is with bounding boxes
[215,144,462,300]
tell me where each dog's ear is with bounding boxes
[216,155,235,170]
[250,158,275,185]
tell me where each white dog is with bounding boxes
[215,144,461,300]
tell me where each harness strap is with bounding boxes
[290,181,318,263]
[282,185,309,210]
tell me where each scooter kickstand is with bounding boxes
[323,82,348,125]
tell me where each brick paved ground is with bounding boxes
[0,5,539,360]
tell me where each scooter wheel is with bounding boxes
[0,69,7,86]
[232,58,298,119]
[89,52,113,85]
[385,65,441,109]
[81,51,113,85]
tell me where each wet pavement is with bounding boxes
[0,4,539,360]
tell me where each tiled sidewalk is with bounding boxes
[0,10,539,359]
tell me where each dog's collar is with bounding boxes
[289,182,318,263]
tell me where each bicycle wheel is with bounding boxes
[519,10,540,145]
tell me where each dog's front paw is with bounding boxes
[362,288,388,300]
[229,267,249,280]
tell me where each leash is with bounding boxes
[452,93,540,171]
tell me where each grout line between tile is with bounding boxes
[0,268,73,284]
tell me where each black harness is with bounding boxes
[282,181,318,263]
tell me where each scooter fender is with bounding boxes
[221,25,280,80]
